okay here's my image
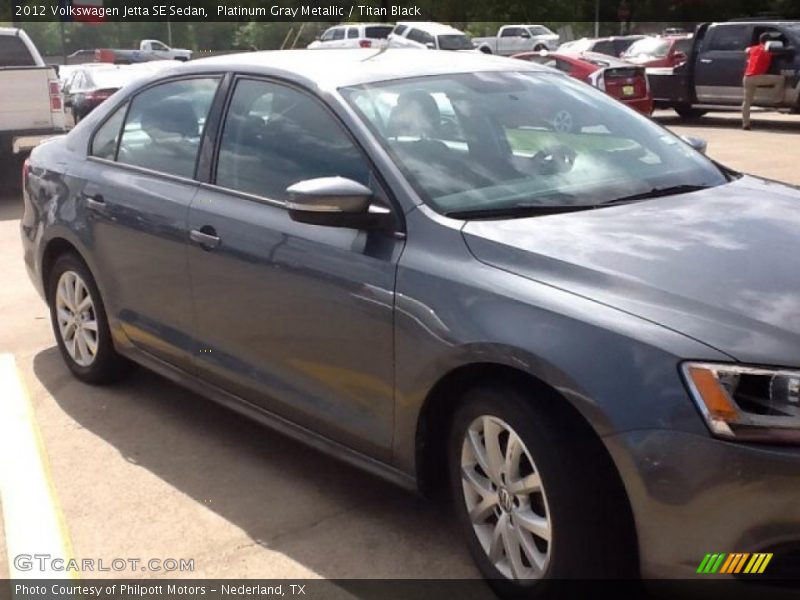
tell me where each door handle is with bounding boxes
[83,193,106,210]
[189,226,221,250]
[699,58,713,64]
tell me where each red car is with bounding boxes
[513,50,653,115]
[620,35,693,68]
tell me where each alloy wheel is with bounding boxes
[460,415,552,580]
[55,270,99,367]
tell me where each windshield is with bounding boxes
[623,37,671,58]
[438,34,473,50]
[341,71,727,216]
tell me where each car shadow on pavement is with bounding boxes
[654,112,800,134]
[33,347,479,579]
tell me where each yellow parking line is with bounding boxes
[0,353,76,578]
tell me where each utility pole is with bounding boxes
[595,0,600,37]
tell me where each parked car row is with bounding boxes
[515,50,653,115]
[309,22,559,53]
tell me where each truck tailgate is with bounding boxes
[0,66,61,132]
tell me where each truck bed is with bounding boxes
[0,66,64,133]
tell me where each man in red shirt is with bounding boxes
[742,33,785,130]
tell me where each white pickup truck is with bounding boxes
[473,24,560,55]
[0,27,66,157]
[100,39,192,64]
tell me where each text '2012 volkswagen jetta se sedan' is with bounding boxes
[20,49,800,592]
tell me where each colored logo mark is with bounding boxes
[697,552,772,574]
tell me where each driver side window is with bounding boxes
[215,79,372,201]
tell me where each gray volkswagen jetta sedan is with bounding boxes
[21,49,800,591]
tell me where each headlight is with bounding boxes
[682,362,800,443]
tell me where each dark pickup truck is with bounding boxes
[649,20,800,117]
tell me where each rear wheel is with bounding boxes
[47,252,130,384]
[674,105,708,119]
[448,385,635,598]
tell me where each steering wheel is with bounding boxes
[550,109,575,133]
[529,144,578,175]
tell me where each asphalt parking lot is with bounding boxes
[1,109,799,580]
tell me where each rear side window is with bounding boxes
[347,28,359,39]
[592,40,615,55]
[91,102,127,160]
[707,25,750,51]
[365,26,393,39]
[0,35,36,67]
[407,29,434,46]
[215,79,371,201]
[501,27,522,37]
[116,78,219,179]
[393,24,408,36]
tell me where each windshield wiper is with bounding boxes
[445,204,595,220]
[603,184,712,205]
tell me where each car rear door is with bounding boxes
[695,24,752,103]
[71,76,222,371]
[186,77,404,459]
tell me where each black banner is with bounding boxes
[4,0,800,23]
[2,580,800,600]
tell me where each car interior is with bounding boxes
[215,81,371,200]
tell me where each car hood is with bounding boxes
[462,176,800,365]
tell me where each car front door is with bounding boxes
[72,76,221,371]
[696,24,752,103]
[186,77,404,459]
[498,27,522,54]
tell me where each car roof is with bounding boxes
[395,22,465,35]
[184,49,545,89]
[568,51,632,67]
[328,22,394,27]
[718,19,800,25]
[593,35,646,41]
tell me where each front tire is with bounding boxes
[448,385,635,597]
[47,252,130,384]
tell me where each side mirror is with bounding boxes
[286,177,391,229]
[425,42,436,49]
[673,51,687,63]
[681,135,708,155]
[520,31,531,39]
[765,40,784,52]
